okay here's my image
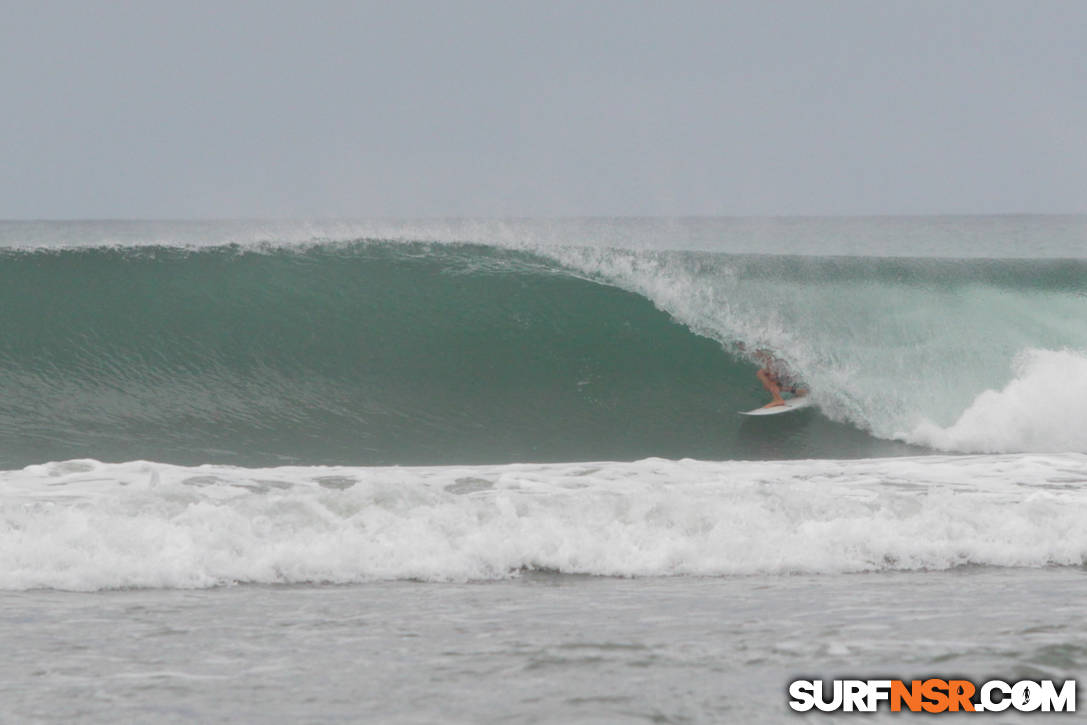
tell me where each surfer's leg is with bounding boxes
[757,369,786,407]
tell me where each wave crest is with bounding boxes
[904,349,1087,453]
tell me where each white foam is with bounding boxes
[541,246,1087,454]
[905,349,1087,453]
[2,454,1085,590]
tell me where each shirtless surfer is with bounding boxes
[753,349,807,408]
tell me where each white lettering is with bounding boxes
[980,680,1011,712]
[1039,680,1076,712]
[1012,680,1042,712]
[843,680,867,712]
[866,680,892,711]
[788,680,816,712]
[813,680,843,712]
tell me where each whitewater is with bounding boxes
[3,455,1086,591]
[2,220,1084,469]
[1,217,1085,723]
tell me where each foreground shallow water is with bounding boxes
[1,567,1083,723]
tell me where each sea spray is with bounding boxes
[1,240,1084,465]
[2,454,1085,591]
[906,349,1087,452]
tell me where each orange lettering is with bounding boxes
[890,680,923,712]
[947,680,976,712]
[921,679,949,713]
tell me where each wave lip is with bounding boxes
[2,454,1085,591]
[2,240,1085,464]
[905,349,1087,453]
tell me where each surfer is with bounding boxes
[753,349,806,408]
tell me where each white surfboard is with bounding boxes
[739,396,813,416]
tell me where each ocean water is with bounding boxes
[1,217,1085,722]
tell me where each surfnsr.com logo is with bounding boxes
[788,679,1076,713]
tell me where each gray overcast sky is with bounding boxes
[2,1,1085,218]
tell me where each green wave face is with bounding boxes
[0,242,829,466]
[2,241,1083,467]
